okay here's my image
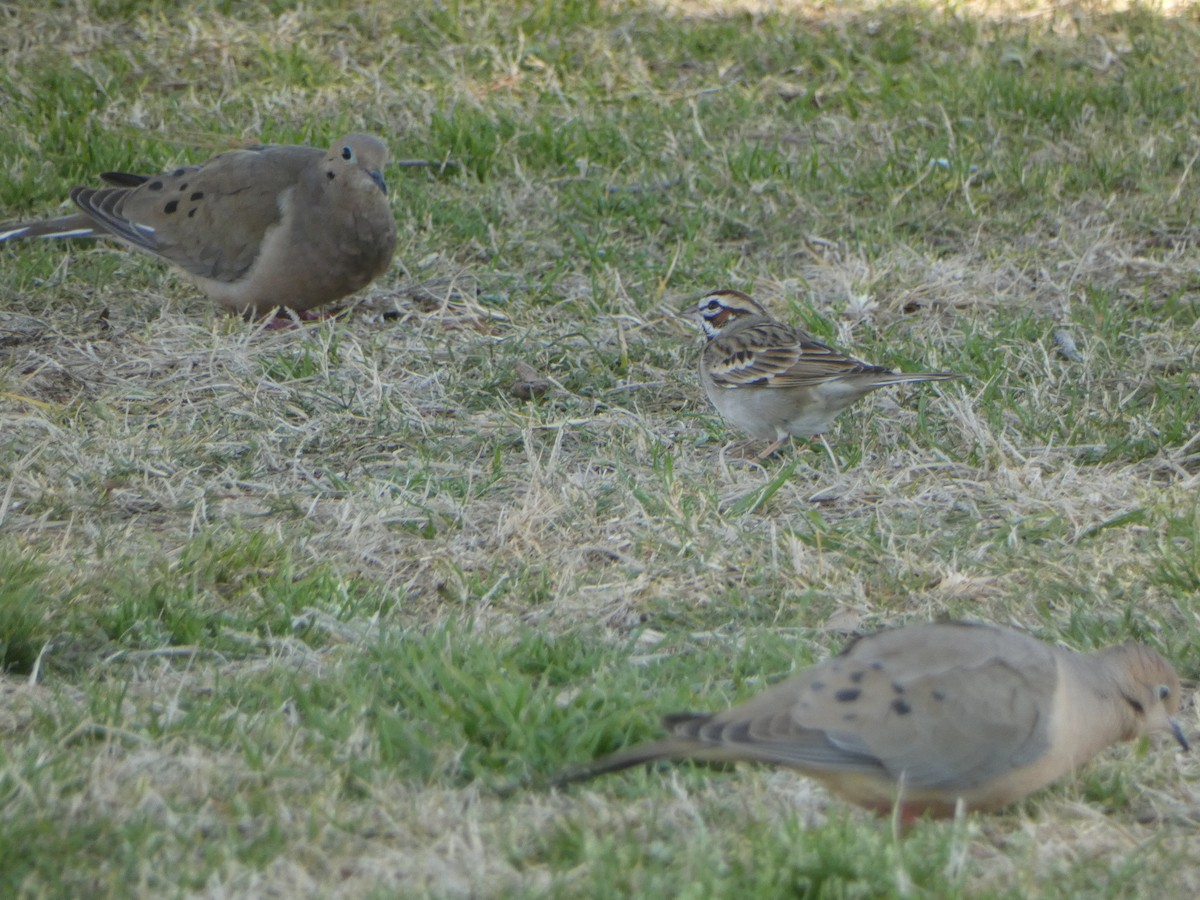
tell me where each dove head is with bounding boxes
[327,134,391,195]
[1103,643,1188,750]
[696,289,769,339]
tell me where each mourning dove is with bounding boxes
[561,621,1188,818]
[696,289,958,458]
[0,134,397,317]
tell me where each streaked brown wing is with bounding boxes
[706,321,886,388]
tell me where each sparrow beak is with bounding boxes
[680,295,709,319]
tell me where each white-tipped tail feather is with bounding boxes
[0,215,99,244]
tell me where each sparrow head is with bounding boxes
[695,289,769,339]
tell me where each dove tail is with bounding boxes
[0,214,98,244]
[99,171,151,188]
[554,712,724,786]
[553,738,699,785]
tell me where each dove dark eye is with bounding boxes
[342,147,353,160]
[1158,685,1171,701]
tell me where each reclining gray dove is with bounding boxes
[561,621,1187,819]
[0,134,397,317]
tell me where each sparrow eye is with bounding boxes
[705,299,722,311]
[341,146,355,162]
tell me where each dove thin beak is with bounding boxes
[1170,718,1189,751]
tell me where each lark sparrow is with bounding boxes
[696,289,957,458]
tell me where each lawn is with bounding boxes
[1,0,1198,896]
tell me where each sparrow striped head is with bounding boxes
[696,289,770,338]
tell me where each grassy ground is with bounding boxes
[1,0,1198,896]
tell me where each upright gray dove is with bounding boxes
[0,134,398,317]
[561,621,1188,819]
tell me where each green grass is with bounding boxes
[2,0,1200,896]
